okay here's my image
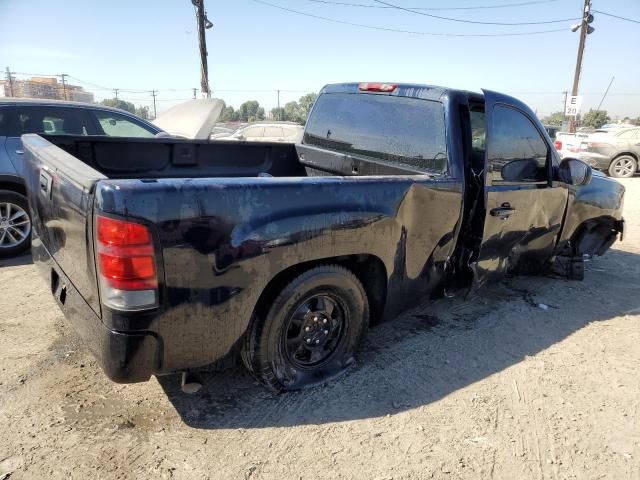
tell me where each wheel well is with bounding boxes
[251,255,388,328]
[0,181,26,197]
[571,217,620,256]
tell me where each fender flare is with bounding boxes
[0,174,26,196]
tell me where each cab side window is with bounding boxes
[15,107,93,136]
[488,105,548,184]
[93,111,156,138]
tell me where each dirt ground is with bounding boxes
[1,178,639,480]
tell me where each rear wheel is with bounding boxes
[0,190,31,258]
[608,155,637,178]
[242,265,369,392]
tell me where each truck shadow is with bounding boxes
[0,253,33,268]
[157,248,640,429]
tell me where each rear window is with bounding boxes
[0,108,9,136]
[304,92,447,173]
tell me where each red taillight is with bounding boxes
[98,254,157,290]
[96,215,158,310]
[97,216,151,246]
[358,82,397,93]
[554,140,562,150]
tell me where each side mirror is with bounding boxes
[559,157,592,186]
[232,132,245,140]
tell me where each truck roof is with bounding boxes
[320,82,480,102]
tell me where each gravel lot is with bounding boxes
[1,178,639,480]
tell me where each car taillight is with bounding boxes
[358,83,397,92]
[96,215,158,311]
[554,140,562,150]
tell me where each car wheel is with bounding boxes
[608,155,637,178]
[242,265,369,392]
[0,190,32,258]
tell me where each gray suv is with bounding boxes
[578,127,640,178]
[0,98,162,257]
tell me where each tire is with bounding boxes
[608,155,637,178]
[0,190,31,259]
[242,265,369,392]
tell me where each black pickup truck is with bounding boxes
[22,83,625,392]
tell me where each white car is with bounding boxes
[221,122,304,143]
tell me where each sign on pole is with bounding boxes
[565,95,583,116]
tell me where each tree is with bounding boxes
[283,101,302,124]
[220,105,239,122]
[541,111,565,126]
[100,98,136,114]
[270,107,285,121]
[269,93,318,124]
[135,106,150,120]
[297,93,317,124]
[238,100,265,122]
[582,109,610,129]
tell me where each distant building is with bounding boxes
[2,76,95,103]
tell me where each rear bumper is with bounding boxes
[32,234,160,383]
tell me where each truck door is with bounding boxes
[474,91,567,285]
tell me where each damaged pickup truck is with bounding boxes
[22,83,624,392]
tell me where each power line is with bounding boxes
[249,0,568,36]
[303,0,559,10]
[593,9,640,25]
[371,0,578,25]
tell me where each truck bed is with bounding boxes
[41,135,430,179]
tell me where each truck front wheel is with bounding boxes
[243,265,369,392]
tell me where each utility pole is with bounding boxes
[59,73,68,100]
[562,90,568,128]
[151,90,157,119]
[568,0,594,133]
[5,67,14,97]
[114,88,119,100]
[277,90,281,120]
[191,0,213,97]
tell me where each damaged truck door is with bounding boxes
[474,91,569,284]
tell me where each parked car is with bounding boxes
[554,131,590,159]
[578,127,640,178]
[544,125,561,140]
[22,82,624,392]
[210,126,235,138]
[219,122,304,143]
[0,98,163,257]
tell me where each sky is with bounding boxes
[1,0,639,118]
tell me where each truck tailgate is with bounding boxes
[22,134,106,315]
